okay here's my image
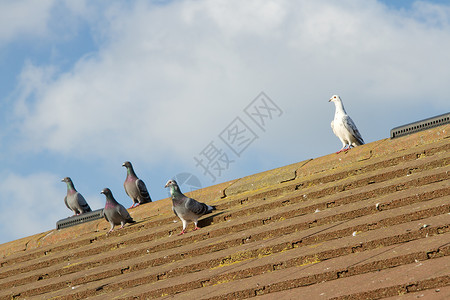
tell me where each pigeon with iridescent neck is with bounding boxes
[165,179,215,235]
[101,188,135,233]
[329,95,365,153]
[122,161,152,209]
[61,177,92,215]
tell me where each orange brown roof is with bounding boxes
[0,124,449,299]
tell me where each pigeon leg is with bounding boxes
[128,202,138,209]
[336,148,345,154]
[119,219,130,230]
[337,145,351,153]
[193,220,200,231]
[178,220,188,235]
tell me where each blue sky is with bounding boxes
[0,0,449,244]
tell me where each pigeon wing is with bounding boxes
[76,193,92,212]
[343,115,365,145]
[185,197,210,216]
[118,204,133,222]
[136,179,152,202]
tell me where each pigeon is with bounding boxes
[101,188,136,233]
[165,179,216,235]
[122,161,152,209]
[61,177,92,215]
[329,95,365,153]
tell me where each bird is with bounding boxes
[101,188,136,233]
[329,95,365,153]
[61,177,92,216]
[122,161,152,209]
[165,179,216,235]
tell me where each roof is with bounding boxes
[0,124,449,299]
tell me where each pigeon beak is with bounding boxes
[122,163,126,167]
[164,180,172,188]
[328,98,332,102]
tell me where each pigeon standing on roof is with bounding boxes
[329,95,365,153]
[165,179,216,235]
[101,188,136,233]
[122,161,152,209]
[61,177,92,215]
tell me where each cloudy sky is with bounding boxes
[0,0,449,244]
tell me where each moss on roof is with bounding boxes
[0,124,449,299]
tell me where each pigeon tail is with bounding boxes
[206,205,216,214]
[81,202,92,212]
[354,134,365,146]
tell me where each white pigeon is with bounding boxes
[329,95,365,153]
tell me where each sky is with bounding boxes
[0,0,449,245]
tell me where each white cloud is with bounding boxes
[0,0,55,44]
[14,1,450,163]
[182,0,288,37]
[0,0,98,50]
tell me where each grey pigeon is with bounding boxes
[61,177,92,215]
[165,179,216,235]
[329,95,365,153]
[101,188,136,233]
[122,161,152,209]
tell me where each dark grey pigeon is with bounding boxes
[101,188,136,233]
[61,177,92,215]
[122,161,152,209]
[165,179,216,235]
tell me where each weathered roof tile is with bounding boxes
[0,124,448,299]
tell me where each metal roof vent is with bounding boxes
[390,112,450,139]
[56,208,104,230]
